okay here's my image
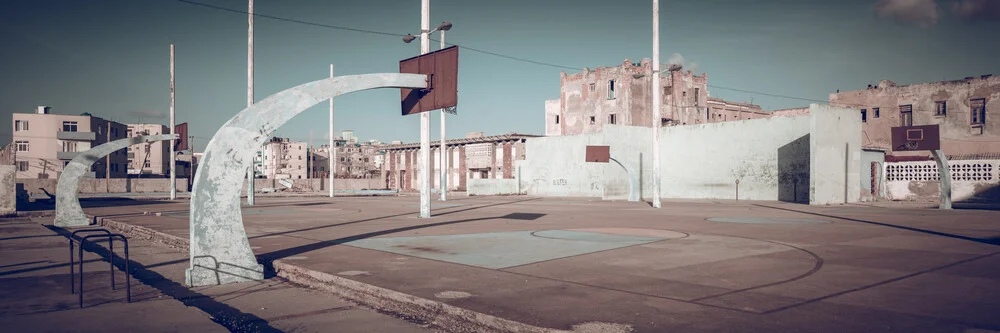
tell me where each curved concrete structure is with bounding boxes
[54,134,179,227]
[186,73,427,287]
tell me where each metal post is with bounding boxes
[419,0,431,218]
[246,0,255,206]
[439,29,447,201]
[308,130,312,178]
[327,64,337,198]
[106,125,111,193]
[169,44,176,200]
[651,0,662,209]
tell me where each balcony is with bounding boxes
[57,131,96,141]
[57,151,82,160]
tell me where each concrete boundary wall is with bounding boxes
[1,166,15,216]
[467,178,519,196]
[520,104,863,204]
[809,104,862,205]
[241,178,385,194]
[885,159,999,202]
[19,178,189,197]
[659,114,811,201]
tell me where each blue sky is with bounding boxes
[1,0,998,149]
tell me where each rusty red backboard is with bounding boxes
[400,46,458,116]
[585,145,610,163]
[891,124,940,151]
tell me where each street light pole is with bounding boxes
[651,0,662,209]
[329,64,335,198]
[439,29,447,201]
[419,0,431,218]
[170,43,176,200]
[246,0,255,206]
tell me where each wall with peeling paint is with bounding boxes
[467,178,519,196]
[830,75,1000,158]
[884,159,999,202]
[809,104,863,205]
[659,115,812,201]
[0,166,15,216]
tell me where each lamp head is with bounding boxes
[437,21,453,31]
[402,34,416,43]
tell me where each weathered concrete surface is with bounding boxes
[885,159,999,202]
[54,134,178,227]
[77,196,1000,333]
[188,73,426,287]
[0,166,15,217]
[0,217,433,333]
[830,75,1000,157]
[809,104,862,205]
[467,178,519,196]
[931,149,953,209]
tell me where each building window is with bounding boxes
[589,83,595,91]
[971,98,986,125]
[694,88,699,104]
[935,101,947,116]
[861,109,867,123]
[608,80,615,99]
[15,141,28,152]
[144,161,151,168]
[609,114,617,124]
[17,161,28,172]
[63,121,78,132]
[590,116,596,125]
[555,115,560,124]
[899,104,913,126]
[873,107,880,118]
[14,120,29,131]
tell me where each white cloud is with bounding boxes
[951,0,1000,21]
[665,53,700,74]
[875,0,940,27]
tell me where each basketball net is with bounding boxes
[904,141,919,150]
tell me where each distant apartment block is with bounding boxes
[308,131,382,179]
[11,106,127,179]
[545,59,768,136]
[830,75,999,158]
[381,132,539,191]
[126,124,170,177]
[256,137,308,179]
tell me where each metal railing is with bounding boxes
[68,228,131,308]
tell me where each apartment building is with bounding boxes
[126,124,170,177]
[258,137,308,179]
[11,106,127,179]
[830,75,999,158]
[545,59,768,136]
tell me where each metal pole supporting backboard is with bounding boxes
[651,0,662,209]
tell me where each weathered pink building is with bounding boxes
[830,75,1000,158]
[545,58,767,136]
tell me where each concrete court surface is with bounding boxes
[0,216,436,333]
[67,195,1000,332]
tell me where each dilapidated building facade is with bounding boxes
[545,58,768,136]
[830,75,1000,158]
[380,132,538,191]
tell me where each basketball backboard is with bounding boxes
[891,124,940,151]
[400,46,458,116]
[586,145,610,163]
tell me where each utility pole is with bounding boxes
[246,0,255,205]
[418,0,431,218]
[651,0,662,209]
[334,64,337,198]
[106,124,111,193]
[439,29,447,201]
[170,43,177,200]
[309,130,313,178]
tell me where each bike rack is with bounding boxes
[68,229,130,308]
